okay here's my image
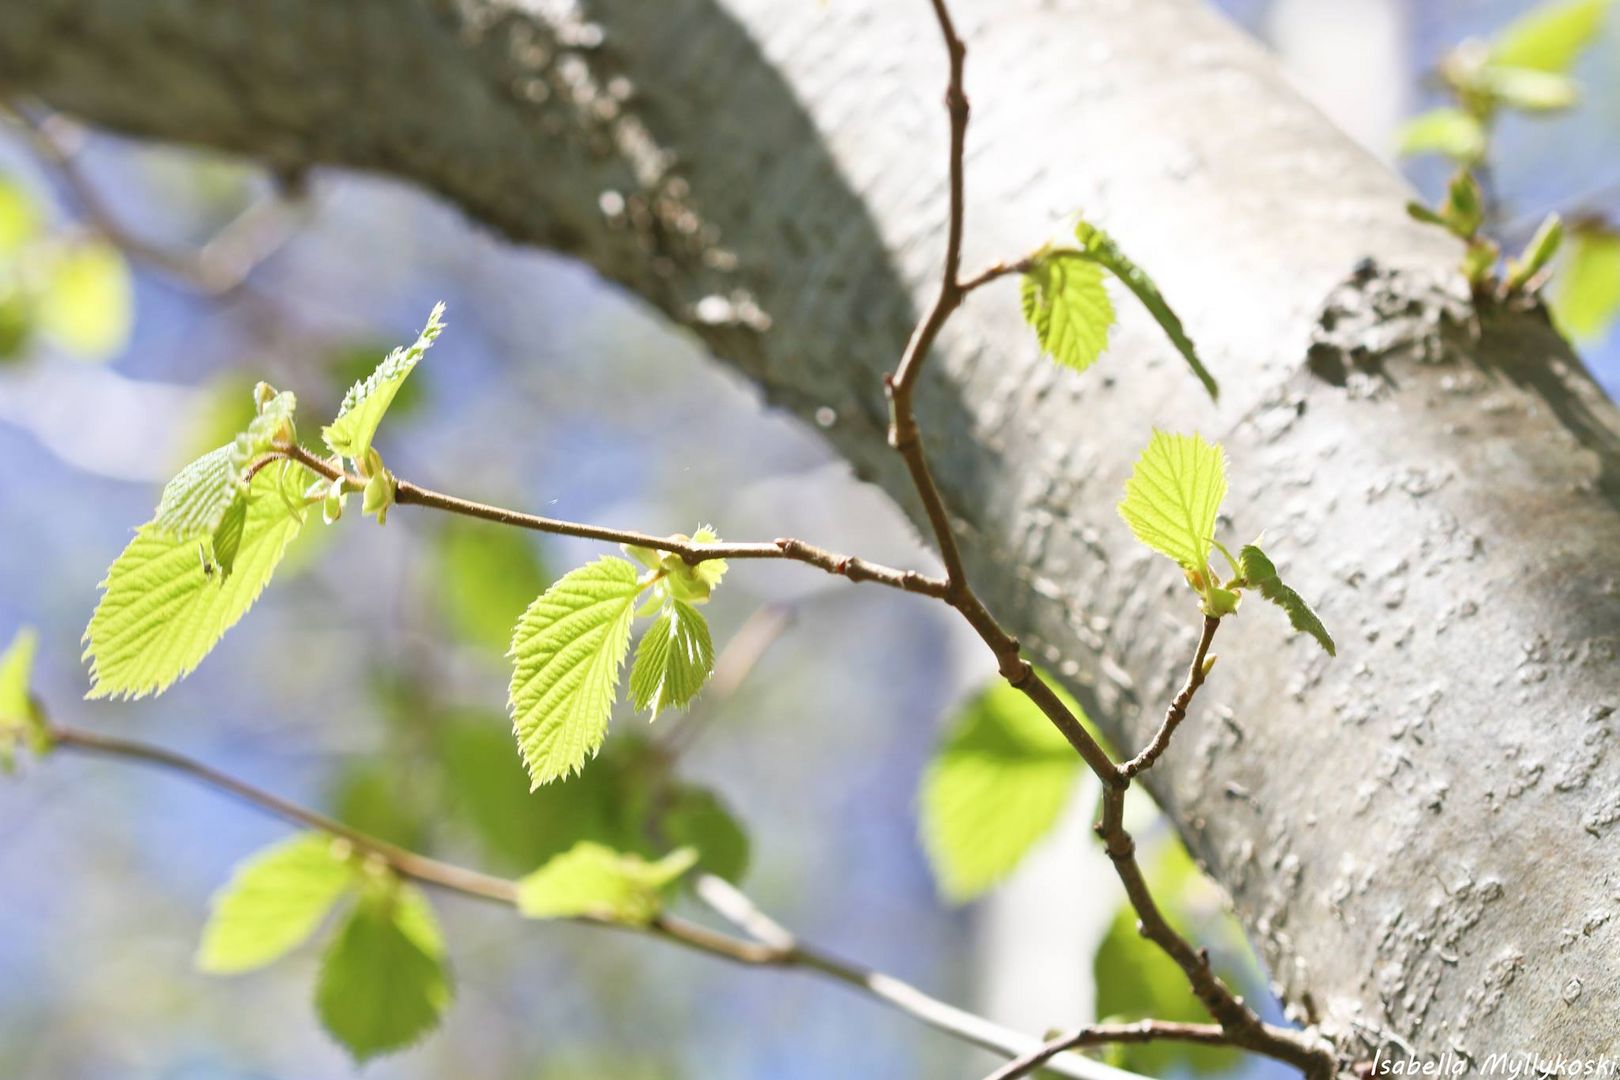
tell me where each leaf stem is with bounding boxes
[1119,615,1219,779]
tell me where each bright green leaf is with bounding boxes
[315,885,453,1063]
[1073,222,1219,399]
[84,465,310,699]
[38,240,132,361]
[629,599,714,718]
[1491,0,1609,74]
[1506,213,1564,291]
[1479,65,1579,111]
[1554,227,1620,340]
[1117,431,1227,573]
[1021,253,1114,376]
[1238,545,1335,656]
[321,302,445,462]
[517,841,697,925]
[437,519,548,653]
[508,557,644,787]
[1396,108,1487,162]
[662,785,750,884]
[0,627,43,772]
[197,832,359,974]
[154,445,242,540]
[920,681,1090,902]
[0,178,42,255]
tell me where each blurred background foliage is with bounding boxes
[1,2,1617,1078]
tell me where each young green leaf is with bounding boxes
[508,557,644,787]
[920,681,1092,902]
[154,445,242,539]
[1490,0,1609,74]
[322,302,445,462]
[1117,431,1227,574]
[1073,222,1219,399]
[0,627,43,772]
[38,239,132,361]
[197,832,360,974]
[1506,213,1564,291]
[1479,65,1579,111]
[628,599,714,717]
[1020,253,1114,375]
[0,178,42,255]
[661,784,751,885]
[516,841,698,925]
[1238,545,1335,656]
[315,885,453,1063]
[84,465,310,699]
[1554,226,1620,340]
[1396,108,1487,163]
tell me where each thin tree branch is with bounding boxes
[1120,616,1219,779]
[5,103,306,295]
[274,442,950,599]
[981,1020,1231,1080]
[38,718,1138,1080]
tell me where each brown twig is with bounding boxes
[274,442,950,599]
[983,1020,1231,1080]
[1120,616,1219,779]
[40,719,1132,1080]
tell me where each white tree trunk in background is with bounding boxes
[5,0,1620,1063]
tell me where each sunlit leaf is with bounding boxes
[38,240,132,361]
[0,627,43,772]
[517,841,697,925]
[1117,431,1227,573]
[1554,227,1620,340]
[1396,108,1486,162]
[1020,253,1114,375]
[85,465,310,699]
[1491,0,1609,74]
[628,599,714,717]
[508,557,644,787]
[1479,65,1579,111]
[316,885,453,1062]
[322,302,444,462]
[197,832,358,974]
[920,681,1089,901]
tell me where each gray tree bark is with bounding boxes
[6,0,1619,1063]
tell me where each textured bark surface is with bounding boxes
[6,0,1620,1062]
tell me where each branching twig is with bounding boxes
[40,717,1137,1080]
[982,1020,1230,1080]
[1120,616,1219,779]
[275,442,951,599]
[5,103,306,295]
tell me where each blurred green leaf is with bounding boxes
[329,758,431,850]
[920,680,1092,901]
[1478,65,1579,111]
[0,178,42,256]
[197,832,358,974]
[0,627,43,773]
[1092,840,1243,1077]
[437,518,548,653]
[316,884,453,1062]
[38,239,132,361]
[517,841,696,925]
[1396,108,1486,162]
[662,785,750,884]
[1491,0,1609,74]
[1554,226,1620,340]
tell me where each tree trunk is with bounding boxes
[6,0,1619,1061]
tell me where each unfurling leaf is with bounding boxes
[315,885,453,1062]
[1506,213,1564,291]
[322,302,445,462]
[508,557,645,787]
[517,841,698,925]
[197,832,359,974]
[1490,0,1609,74]
[1021,253,1114,375]
[1238,545,1335,656]
[37,239,132,361]
[1396,108,1487,163]
[920,681,1093,901]
[1118,431,1227,574]
[0,627,46,772]
[84,464,310,699]
[1072,222,1219,399]
[629,600,714,717]
[1554,226,1620,340]
[154,445,242,540]
[623,526,729,605]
